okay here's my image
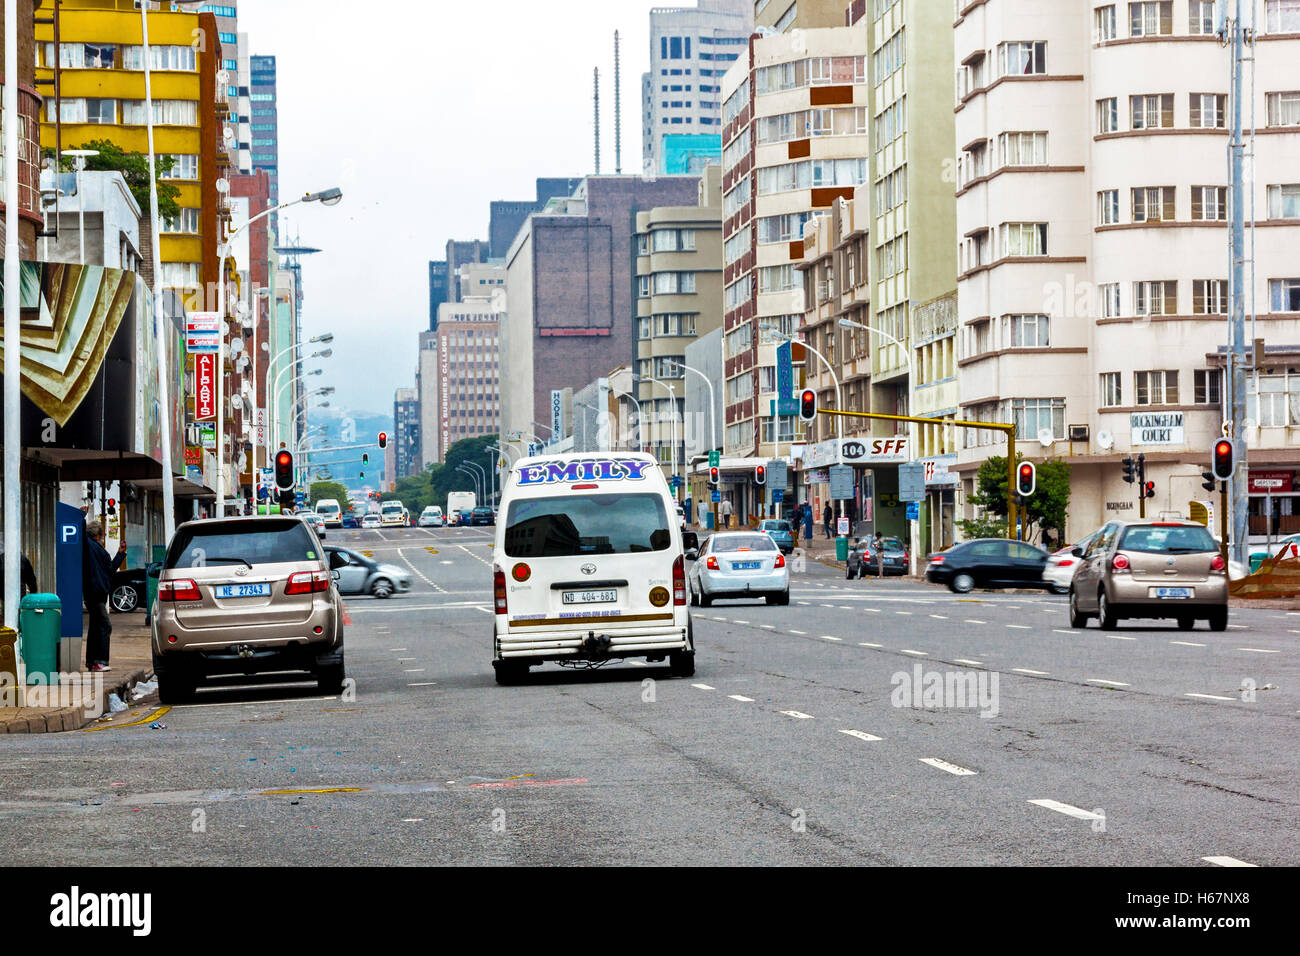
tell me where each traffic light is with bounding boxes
[1121,456,1135,483]
[362,453,369,464]
[1016,461,1036,497]
[274,449,294,490]
[1201,469,1217,493]
[1144,480,1156,500]
[754,464,766,486]
[106,497,116,515]
[378,432,388,449]
[799,389,817,423]
[1212,438,1234,482]
[708,466,719,486]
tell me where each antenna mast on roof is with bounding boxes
[593,67,601,174]
[614,31,622,174]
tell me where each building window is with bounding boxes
[1190,93,1226,128]
[758,264,797,294]
[1098,189,1120,224]
[1134,280,1177,315]
[1189,0,1216,34]
[1267,91,1300,126]
[1095,4,1118,41]
[1193,279,1228,313]
[160,261,199,288]
[775,3,798,32]
[998,130,1048,166]
[161,207,199,234]
[724,275,751,311]
[1003,314,1050,347]
[1009,398,1066,440]
[638,275,651,297]
[1194,369,1222,405]
[1268,183,1300,219]
[760,416,798,443]
[638,317,652,340]
[997,41,1047,76]
[1097,97,1119,133]
[1265,0,1300,32]
[1001,222,1048,257]
[1099,282,1122,318]
[1100,372,1123,407]
[120,99,198,126]
[1191,185,1227,221]
[85,98,117,124]
[725,324,753,358]
[1135,370,1179,405]
[159,154,199,180]
[1247,373,1294,426]
[756,211,812,244]
[1131,93,1174,128]
[1132,186,1176,222]
[1129,1,1173,36]
[1271,278,1300,312]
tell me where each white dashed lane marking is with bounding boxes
[819,635,842,642]
[1202,855,1258,867]
[1007,624,1031,630]
[965,619,986,625]
[920,757,977,776]
[789,629,808,635]
[859,642,882,648]
[839,729,882,742]
[901,649,928,656]
[691,683,715,691]
[953,658,983,666]
[1087,678,1130,686]
[1029,799,1104,821]
[1013,668,1050,675]
[727,694,754,702]
[780,710,814,719]
[1186,692,1235,701]
[1170,640,1207,647]
[1237,647,1279,653]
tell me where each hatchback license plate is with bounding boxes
[562,589,617,605]
[215,582,271,599]
[733,561,761,570]
[1152,587,1192,599]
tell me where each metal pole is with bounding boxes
[1228,0,1249,568]
[76,157,84,262]
[4,0,22,641]
[216,244,227,517]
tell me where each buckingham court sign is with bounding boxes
[1130,411,1185,446]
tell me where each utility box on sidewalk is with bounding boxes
[19,593,62,683]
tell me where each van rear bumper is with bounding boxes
[497,624,689,660]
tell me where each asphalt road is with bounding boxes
[1,524,1296,866]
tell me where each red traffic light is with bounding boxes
[1144,480,1156,499]
[274,449,294,491]
[1016,461,1036,496]
[755,465,766,486]
[378,431,388,449]
[798,389,817,423]
[709,466,719,485]
[1212,439,1234,482]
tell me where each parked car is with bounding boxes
[1043,531,1098,594]
[688,531,789,606]
[758,519,794,554]
[303,511,327,539]
[418,506,444,527]
[1068,520,1227,631]
[361,513,382,529]
[847,535,908,578]
[470,506,495,526]
[110,565,154,613]
[150,516,347,703]
[925,539,1053,593]
[324,545,411,598]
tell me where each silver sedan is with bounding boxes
[688,531,789,606]
[324,546,412,599]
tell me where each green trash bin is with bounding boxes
[19,593,62,684]
[1249,552,1266,574]
[835,536,849,562]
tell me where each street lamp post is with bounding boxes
[613,390,643,450]
[215,189,342,517]
[840,317,919,575]
[666,360,719,527]
[462,459,489,506]
[638,375,682,503]
[265,334,332,474]
[456,464,483,506]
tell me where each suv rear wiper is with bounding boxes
[202,557,254,568]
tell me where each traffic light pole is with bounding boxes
[816,409,1019,541]
[1220,482,1230,569]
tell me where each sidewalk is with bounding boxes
[1,613,155,734]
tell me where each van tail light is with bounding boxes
[706,555,719,570]
[673,555,686,605]
[1111,553,1130,572]
[774,553,786,568]
[286,570,329,594]
[158,579,200,602]
[1210,554,1226,572]
[494,567,508,614]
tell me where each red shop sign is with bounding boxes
[1248,470,1293,494]
[195,353,216,421]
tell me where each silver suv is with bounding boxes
[151,516,347,703]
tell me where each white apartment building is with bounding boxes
[719,26,871,520]
[643,0,754,175]
[953,0,1300,544]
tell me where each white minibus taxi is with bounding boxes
[492,452,694,683]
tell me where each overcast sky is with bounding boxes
[239,0,669,417]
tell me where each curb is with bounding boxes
[2,664,153,734]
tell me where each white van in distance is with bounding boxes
[492,452,694,683]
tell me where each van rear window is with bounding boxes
[165,520,318,569]
[504,494,670,557]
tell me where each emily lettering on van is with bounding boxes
[516,458,655,485]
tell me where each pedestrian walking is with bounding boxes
[803,502,814,543]
[83,520,125,673]
[823,502,833,538]
[873,530,885,577]
[791,503,802,549]
[720,496,733,529]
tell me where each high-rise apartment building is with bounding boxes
[422,298,501,465]
[642,0,753,175]
[428,260,448,330]
[719,25,870,512]
[632,165,725,484]
[393,387,420,479]
[952,0,1300,544]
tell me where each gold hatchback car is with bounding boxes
[151,516,348,703]
[1068,520,1228,631]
